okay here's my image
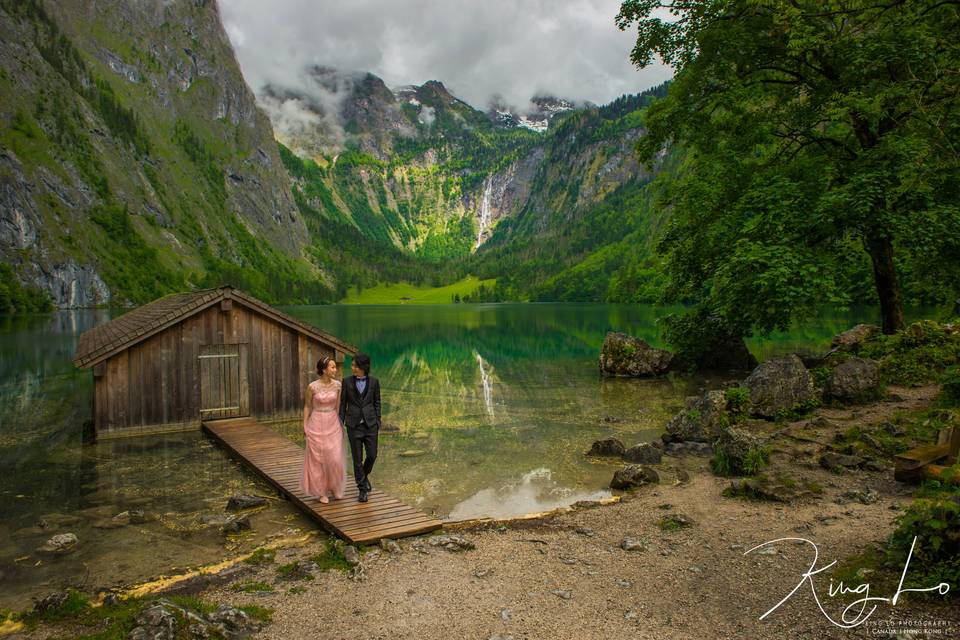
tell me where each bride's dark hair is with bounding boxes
[316,356,333,375]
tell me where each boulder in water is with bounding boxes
[599,332,675,377]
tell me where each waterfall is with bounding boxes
[475,351,494,419]
[474,175,493,250]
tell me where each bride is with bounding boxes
[299,356,346,503]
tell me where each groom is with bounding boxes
[338,353,381,502]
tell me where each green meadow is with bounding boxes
[339,276,496,304]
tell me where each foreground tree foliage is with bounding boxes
[617,0,960,362]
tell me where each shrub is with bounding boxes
[938,366,960,408]
[724,386,750,412]
[887,474,960,591]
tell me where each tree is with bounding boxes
[617,0,960,347]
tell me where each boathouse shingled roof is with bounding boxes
[73,286,358,369]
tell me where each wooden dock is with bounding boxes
[202,417,443,544]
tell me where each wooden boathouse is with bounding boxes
[73,285,358,438]
[73,286,443,543]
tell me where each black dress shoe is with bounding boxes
[363,479,372,491]
[358,489,368,503]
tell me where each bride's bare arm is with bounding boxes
[303,383,312,425]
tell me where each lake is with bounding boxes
[0,303,883,609]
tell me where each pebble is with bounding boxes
[620,537,646,552]
[500,608,512,621]
[616,579,632,588]
[550,589,572,600]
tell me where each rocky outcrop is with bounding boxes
[743,355,816,418]
[599,332,675,377]
[824,357,881,403]
[663,390,728,443]
[1,0,305,306]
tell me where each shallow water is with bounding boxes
[0,303,885,608]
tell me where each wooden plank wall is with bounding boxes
[94,303,337,436]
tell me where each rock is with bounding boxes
[620,537,646,551]
[221,515,251,534]
[842,489,879,505]
[37,532,77,554]
[675,468,691,483]
[343,545,361,566]
[226,494,268,511]
[36,513,82,529]
[622,443,662,464]
[550,589,572,600]
[380,422,400,432]
[398,450,427,457]
[731,477,796,502]
[599,331,675,377]
[713,427,769,475]
[864,460,887,473]
[819,451,867,470]
[610,465,659,490]
[663,390,728,443]
[602,416,623,424]
[824,357,881,403]
[207,604,255,638]
[744,355,815,418]
[831,324,879,352]
[379,538,402,554]
[664,442,713,457]
[587,438,626,457]
[129,603,177,640]
[32,591,70,614]
[427,534,475,552]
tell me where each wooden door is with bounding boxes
[199,343,248,420]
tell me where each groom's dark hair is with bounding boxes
[353,353,371,375]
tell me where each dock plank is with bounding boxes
[202,417,442,544]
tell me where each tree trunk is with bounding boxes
[865,233,905,334]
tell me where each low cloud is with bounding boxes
[220,0,672,112]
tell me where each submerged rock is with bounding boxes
[744,355,815,418]
[824,357,881,403]
[226,495,268,511]
[37,532,77,554]
[587,438,626,457]
[610,465,659,490]
[599,332,675,377]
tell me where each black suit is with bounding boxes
[339,375,381,489]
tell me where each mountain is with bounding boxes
[262,70,671,298]
[0,0,331,306]
[0,0,673,307]
[487,95,577,133]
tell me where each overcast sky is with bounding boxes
[219,0,673,111]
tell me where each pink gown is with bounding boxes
[300,380,346,500]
